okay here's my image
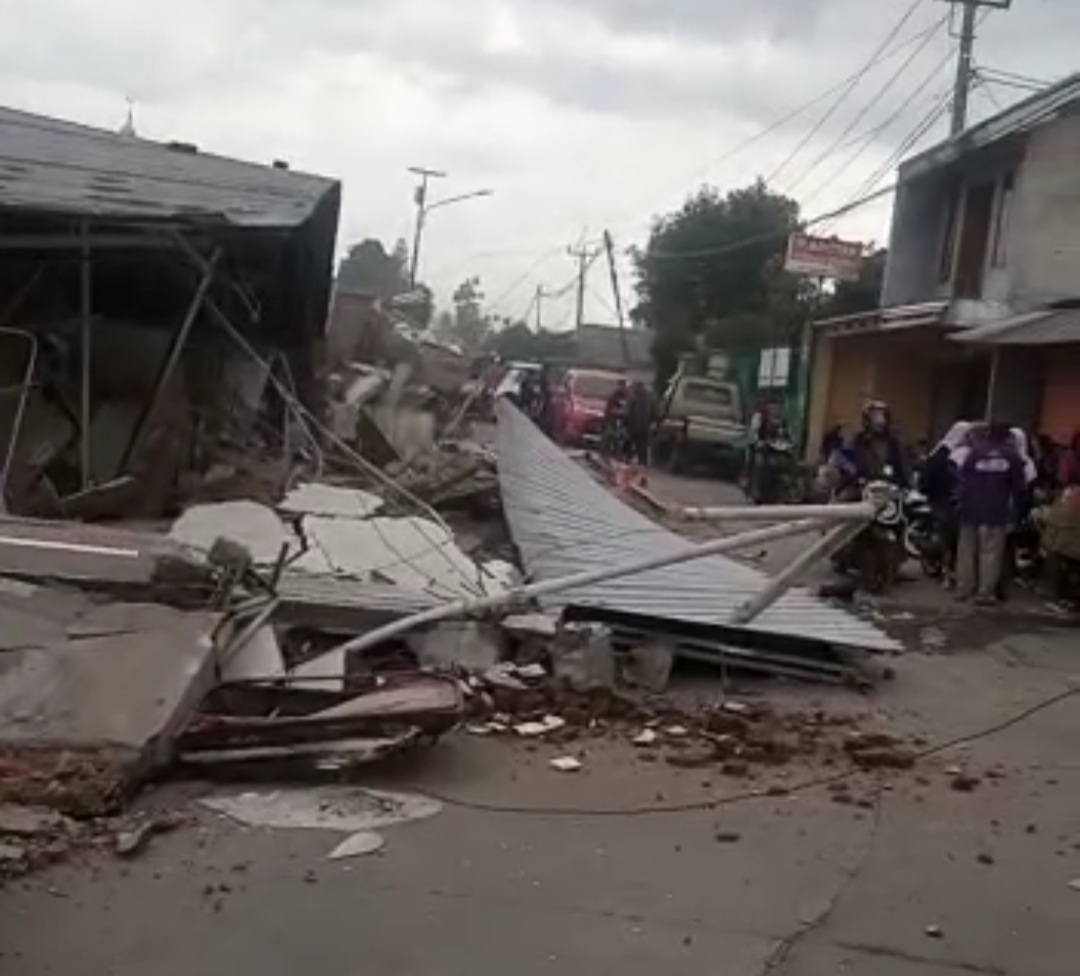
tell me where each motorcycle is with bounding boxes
[832,478,907,594]
[902,488,948,578]
[747,437,800,504]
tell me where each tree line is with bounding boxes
[334,179,886,377]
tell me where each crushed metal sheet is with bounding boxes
[200,785,441,833]
[494,400,899,653]
[279,483,384,519]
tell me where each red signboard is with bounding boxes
[784,233,865,281]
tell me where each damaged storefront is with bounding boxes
[0,106,340,518]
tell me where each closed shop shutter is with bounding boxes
[1039,356,1080,443]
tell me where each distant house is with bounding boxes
[806,74,1080,454]
[573,323,653,380]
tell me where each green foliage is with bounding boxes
[337,238,410,299]
[634,179,805,383]
[820,248,886,318]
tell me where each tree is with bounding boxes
[634,179,803,382]
[819,248,886,318]
[336,238,410,299]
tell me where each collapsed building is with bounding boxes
[0,105,340,517]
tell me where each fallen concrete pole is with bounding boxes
[317,517,830,661]
[678,502,874,522]
[730,519,866,626]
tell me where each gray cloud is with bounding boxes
[540,0,833,42]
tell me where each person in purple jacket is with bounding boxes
[955,422,1026,604]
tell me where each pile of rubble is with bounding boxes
[0,349,909,878]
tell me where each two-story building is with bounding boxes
[806,73,1080,455]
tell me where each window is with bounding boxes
[684,381,733,407]
[571,372,621,399]
[939,183,962,283]
[757,347,792,389]
[990,172,1015,269]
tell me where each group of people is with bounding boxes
[822,399,1080,605]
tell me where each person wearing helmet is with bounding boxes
[850,399,907,486]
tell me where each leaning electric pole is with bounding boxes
[946,0,1012,136]
[567,240,602,331]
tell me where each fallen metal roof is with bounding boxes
[950,308,1080,346]
[0,106,337,227]
[900,73,1080,183]
[495,400,899,653]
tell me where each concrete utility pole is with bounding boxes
[567,241,602,332]
[602,230,629,367]
[534,284,543,332]
[947,0,1012,136]
[407,166,446,287]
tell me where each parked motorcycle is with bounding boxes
[902,488,948,578]
[832,479,907,593]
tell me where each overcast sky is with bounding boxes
[1,0,1075,327]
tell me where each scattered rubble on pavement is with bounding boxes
[0,336,923,881]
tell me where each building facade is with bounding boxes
[806,75,1080,457]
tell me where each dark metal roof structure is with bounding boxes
[951,308,1080,346]
[900,73,1080,183]
[495,400,899,653]
[0,106,337,227]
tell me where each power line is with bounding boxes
[845,92,953,207]
[645,181,899,263]
[801,48,957,209]
[765,0,930,186]
[784,12,949,196]
[976,64,1054,89]
[596,12,953,239]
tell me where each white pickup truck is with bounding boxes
[651,375,747,478]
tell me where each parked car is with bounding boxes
[552,368,624,445]
[652,374,746,477]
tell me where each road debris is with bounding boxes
[549,756,583,773]
[114,813,184,859]
[515,716,567,737]
[328,831,385,860]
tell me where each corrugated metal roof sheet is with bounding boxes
[951,308,1080,346]
[900,73,1080,183]
[495,400,899,653]
[0,106,337,226]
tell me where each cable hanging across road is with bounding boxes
[765,0,931,186]
[784,12,950,197]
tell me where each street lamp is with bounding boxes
[407,171,493,286]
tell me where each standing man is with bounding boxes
[956,422,1025,605]
[626,380,652,467]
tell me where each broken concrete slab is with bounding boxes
[0,604,218,781]
[218,625,285,683]
[170,501,300,566]
[406,621,503,671]
[0,517,203,588]
[279,483,384,520]
[0,803,70,837]
[551,628,617,692]
[617,640,675,693]
[0,579,94,651]
[290,515,483,598]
